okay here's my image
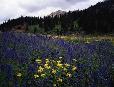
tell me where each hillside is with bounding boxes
[0,0,114,35]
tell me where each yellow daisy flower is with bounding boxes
[41,74,46,77]
[57,78,62,82]
[17,73,22,77]
[53,84,57,87]
[63,67,67,71]
[38,66,44,72]
[57,63,63,68]
[66,73,72,77]
[34,74,39,78]
[45,59,50,64]
[57,60,61,64]
[44,64,51,69]
[35,59,42,63]
[72,66,77,71]
[52,69,56,74]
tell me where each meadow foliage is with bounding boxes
[0,32,114,87]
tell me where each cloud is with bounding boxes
[66,0,104,11]
[26,7,62,17]
[0,0,104,24]
[66,0,88,3]
[19,0,88,13]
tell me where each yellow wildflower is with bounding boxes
[38,66,44,73]
[52,60,56,63]
[66,73,72,77]
[45,59,50,64]
[72,66,77,71]
[38,70,42,73]
[57,60,61,64]
[53,84,57,87]
[44,64,48,67]
[57,78,62,82]
[34,74,39,78]
[17,73,22,77]
[63,67,67,71]
[46,66,51,69]
[41,74,46,77]
[35,59,42,63]
[64,63,70,67]
[45,58,49,61]
[52,69,56,74]
[57,63,63,68]
[44,64,51,69]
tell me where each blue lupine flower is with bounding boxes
[0,32,113,87]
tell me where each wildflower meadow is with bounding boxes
[0,32,114,87]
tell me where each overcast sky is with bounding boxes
[0,0,104,24]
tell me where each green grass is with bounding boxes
[50,34,114,44]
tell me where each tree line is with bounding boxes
[0,0,114,35]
